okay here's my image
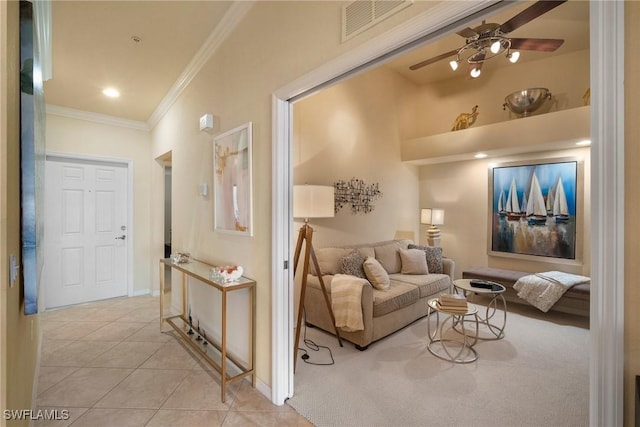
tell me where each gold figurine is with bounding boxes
[451,105,479,131]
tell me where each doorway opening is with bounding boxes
[272,1,624,425]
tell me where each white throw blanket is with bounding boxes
[513,271,590,312]
[331,274,368,332]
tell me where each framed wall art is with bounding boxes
[488,157,582,261]
[213,122,253,236]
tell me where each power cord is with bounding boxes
[297,311,335,366]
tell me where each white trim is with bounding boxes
[271,2,624,426]
[44,151,135,300]
[589,1,625,426]
[46,105,149,132]
[271,95,293,404]
[147,1,255,129]
[133,289,151,297]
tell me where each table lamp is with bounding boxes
[421,208,445,247]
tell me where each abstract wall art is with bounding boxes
[213,122,253,236]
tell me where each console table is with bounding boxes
[159,258,256,402]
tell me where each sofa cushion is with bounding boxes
[363,257,390,290]
[399,248,429,274]
[340,249,366,279]
[374,242,402,273]
[311,247,350,276]
[372,281,420,317]
[408,244,443,274]
[389,273,451,299]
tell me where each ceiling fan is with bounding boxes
[409,0,567,78]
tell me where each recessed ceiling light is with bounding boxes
[576,139,591,146]
[474,153,488,159]
[102,88,120,98]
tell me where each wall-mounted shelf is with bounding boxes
[402,106,590,165]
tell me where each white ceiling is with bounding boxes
[44,1,233,123]
[43,1,589,125]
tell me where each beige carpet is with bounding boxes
[287,301,589,427]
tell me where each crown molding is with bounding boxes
[146,1,255,129]
[46,105,150,131]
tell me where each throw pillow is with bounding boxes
[373,242,402,273]
[408,244,443,274]
[399,248,429,275]
[340,249,366,279]
[363,257,391,290]
[311,247,349,276]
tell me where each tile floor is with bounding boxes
[35,295,312,427]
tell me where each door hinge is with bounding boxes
[283,260,289,270]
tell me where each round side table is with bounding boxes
[426,298,479,364]
[453,279,507,340]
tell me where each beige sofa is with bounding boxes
[304,239,454,350]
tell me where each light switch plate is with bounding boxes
[9,254,18,287]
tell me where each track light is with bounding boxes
[449,59,459,71]
[470,67,481,78]
[508,51,520,63]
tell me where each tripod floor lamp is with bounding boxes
[293,185,343,372]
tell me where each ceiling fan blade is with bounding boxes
[456,27,477,39]
[500,0,567,34]
[510,38,565,52]
[409,49,458,71]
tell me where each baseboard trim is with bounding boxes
[132,289,151,297]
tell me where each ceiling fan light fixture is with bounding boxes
[508,51,520,63]
[449,59,459,71]
[470,67,481,78]
[490,40,502,54]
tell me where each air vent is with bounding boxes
[342,0,412,42]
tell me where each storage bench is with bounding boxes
[462,267,589,317]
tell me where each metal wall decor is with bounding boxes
[334,178,382,214]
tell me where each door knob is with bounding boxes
[115,235,126,240]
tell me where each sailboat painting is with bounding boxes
[490,160,578,260]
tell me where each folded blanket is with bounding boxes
[331,274,368,332]
[513,271,590,312]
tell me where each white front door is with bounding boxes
[44,157,128,308]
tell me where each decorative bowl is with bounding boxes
[171,252,191,264]
[503,88,552,117]
[213,265,243,282]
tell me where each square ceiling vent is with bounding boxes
[342,0,412,42]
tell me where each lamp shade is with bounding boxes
[293,185,335,219]
[421,208,445,225]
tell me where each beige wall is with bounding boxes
[624,2,640,425]
[1,1,40,425]
[293,66,420,247]
[45,114,153,295]
[414,49,590,137]
[149,0,441,389]
[292,41,591,279]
